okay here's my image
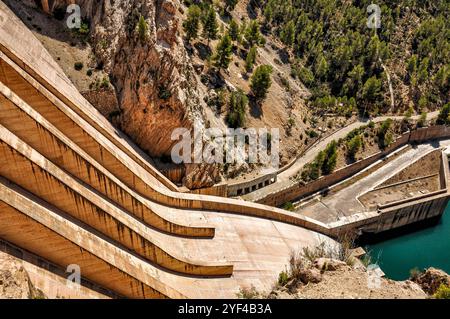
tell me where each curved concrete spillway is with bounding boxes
[0,2,336,298]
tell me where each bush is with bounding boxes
[306,129,318,138]
[282,201,295,211]
[237,286,261,299]
[137,15,149,42]
[278,270,289,286]
[158,85,172,100]
[417,112,427,128]
[434,284,450,299]
[74,62,84,71]
[437,103,450,125]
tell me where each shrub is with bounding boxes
[237,286,260,299]
[137,15,149,42]
[74,62,84,71]
[437,103,450,125]
[417,112,427,128]
[158,85,172,100]
[278,270,289,286]
[307,129,319,138]
[434,284,450,299]
[283,201,295,211]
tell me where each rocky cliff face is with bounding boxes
[38,0,219,188]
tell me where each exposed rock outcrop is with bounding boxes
[268,258,428,299]
[413,267,450,295]
[0,254,46,299]
[36,0,220,189]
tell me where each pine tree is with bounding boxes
[322,140,337,174]
[226,89,248,128]
[202,7,218,44]
[245,20,264,47]
[245,45,257,72]
[281,20,295,46]
[213,33,233,70]
[229,19,240,42]
[250,65,273,101]
[182,5,201,42]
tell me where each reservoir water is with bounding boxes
[367,203,450,280]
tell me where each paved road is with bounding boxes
[298,139,450,224]
[243,111,440,202]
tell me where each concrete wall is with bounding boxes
[257,128,450,207]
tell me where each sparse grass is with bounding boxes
[336,231,357,266]
[237,285,261,299]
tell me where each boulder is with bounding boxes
[314,258,348,271]
[298,268,322,284]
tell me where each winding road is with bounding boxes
[242,111,440,202]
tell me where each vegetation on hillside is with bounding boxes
[260,0,449,115]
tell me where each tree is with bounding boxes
[213,33,233,70]
[315,55,329,80]
[322,140,338,175]
[136,15,148,42]
[224,0,238,12]
[362,76,382,102]
[378,118,393,149]
[183,5,201,42]
[229,19,240,42]
[417,111,427,128]
[226,89,248,128]
[202,7,218,44]
[437,103,450,125]
[245,45,257,72]
[250,65,273,101]
[347,135,362,161]
[244,20,264,47]
[280,20,295,46]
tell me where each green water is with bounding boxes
[367,204,450,280]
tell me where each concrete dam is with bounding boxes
[0,1,339,299]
